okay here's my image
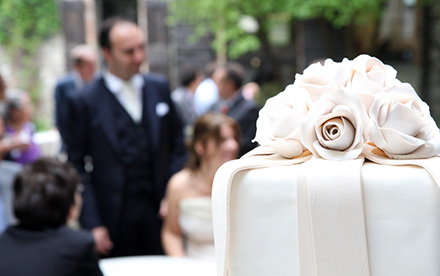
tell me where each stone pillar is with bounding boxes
[145,0,169,77]
[137,0,150,72]
[60,0,85,70]
[83,0,98,51]
[59,0,98,70]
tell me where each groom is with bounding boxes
[66,17,186,257]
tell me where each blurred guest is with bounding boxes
[3,90,40,164]
[0,73,6,116]
[242,81,260,101]
[0,116,22,233]
[66,17,185,257]
[162,112,240,259]
[171,65,204,138]
[211,62,259,156]
[194,62,218,116]
[54,44,97,146]
[0,158,103,276]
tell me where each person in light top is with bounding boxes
[3,89,40,164]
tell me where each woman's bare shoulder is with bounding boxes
[167,168,193,195]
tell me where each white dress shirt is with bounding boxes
[103,71,144,123]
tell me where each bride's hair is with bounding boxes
[186,112,240,170]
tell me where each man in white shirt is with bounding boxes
[66,17,186,257]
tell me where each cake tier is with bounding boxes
[214,160,440,276]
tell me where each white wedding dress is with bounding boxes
[178,196,215,261]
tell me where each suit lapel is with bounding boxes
[98,79,123,157]
[227,91,245,117]
[142,77,160,151]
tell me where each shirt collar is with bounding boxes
[103,70,144,94]
[71,71,83,89]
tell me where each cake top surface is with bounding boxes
[253,54,440,160]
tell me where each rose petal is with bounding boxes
[382,101,426,135]
[270,139,304,159]
[349,55,398,94]
[380,128,425,154]
[313,140,363,160]
[319,117,355,151]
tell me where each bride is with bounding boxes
[162,112,240,259]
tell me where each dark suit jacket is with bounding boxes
[0,224,103,276]
[66,74,186,235]
[55,73,80,143]
[214,91,260,156]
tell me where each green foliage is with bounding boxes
[256,81,286,107]
[168,0,386,59]
[0,0,59,55]
[169,0,262,59]
[285,0,386,28]
[33,116,52,132]
[0,0,59,127]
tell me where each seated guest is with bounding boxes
[3,89,40,164]
[0,158,103,276]
[0,73,7,116]
[162,112,240,260]
[0,116,22,233]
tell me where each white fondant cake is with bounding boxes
[213,153,440,276]
[212,55,440,276]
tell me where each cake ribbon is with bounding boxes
[297,157,371,276]
[362,143,440,187]
[212,147,312,276]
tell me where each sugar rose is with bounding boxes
[253,85,311,158]
[368,88,440,159]
[349,54,399,94]
[294,58,352,101]
[300,88,371,160]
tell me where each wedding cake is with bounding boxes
[212,55,440,276]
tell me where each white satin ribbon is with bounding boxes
[212,147,311,276]
[297,157,371,276]
[362,143,440,188]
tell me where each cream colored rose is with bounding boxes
[349,54,399,94]
[294,58,353,101]
[253,85,312,158]
[300,88,371,160]
[368,87,440,159]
